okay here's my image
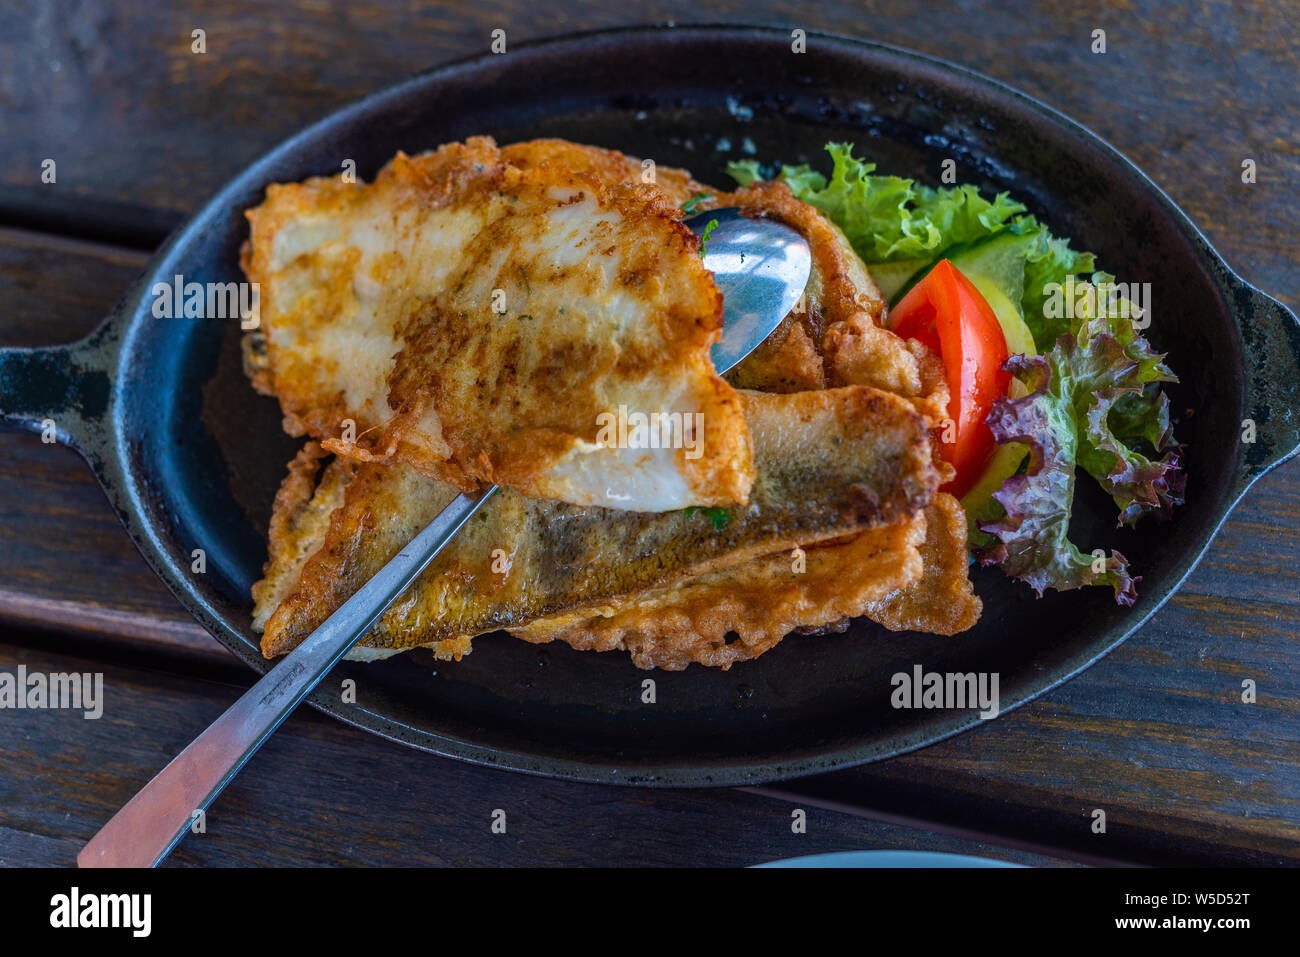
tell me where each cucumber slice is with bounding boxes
[871,257,933,301]
[960,440,1028,548]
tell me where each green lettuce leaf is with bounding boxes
[729,144,1024,265]
[1019,231,1096,347]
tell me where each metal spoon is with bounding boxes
[77,208,810,868]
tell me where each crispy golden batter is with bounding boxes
[257,388,940,659]
[822,313,955,486]
[242,137,752,511]
[684,180,952,442]
[500,139,708,208]
[863,492,982,635]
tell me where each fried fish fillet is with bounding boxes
[676,180,952,424]
[494,174,977,666]
[487,149,935,406]
[242,137,751,511]
[255,454,975,670]
[256,386,940,659]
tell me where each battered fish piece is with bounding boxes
[242,137,752,511]
[256,387,941,659]
[488,148,945,418]
[674,180,949,421]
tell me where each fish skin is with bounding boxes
[511,491,980,671]
[511,508,929,670]
[257,387,940,658]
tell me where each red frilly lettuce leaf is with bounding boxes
[976,323,1160,605]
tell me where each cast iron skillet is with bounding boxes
[3,26,1298,786]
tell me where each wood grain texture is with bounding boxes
[0,0,1297,866]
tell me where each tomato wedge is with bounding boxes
[889,259,1011,499]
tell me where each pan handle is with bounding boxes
[0,320,118,457]
[1231,280,1300,493]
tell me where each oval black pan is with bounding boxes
[3,26,1299,786]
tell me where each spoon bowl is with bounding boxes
[688,208,813,374]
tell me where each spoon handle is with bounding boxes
[78,485,496,868]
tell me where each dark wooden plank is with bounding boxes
[1,0,1297,309]
[0,226,148,346]
[0,634,1070,867]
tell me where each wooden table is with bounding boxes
[1,0,1297,867]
